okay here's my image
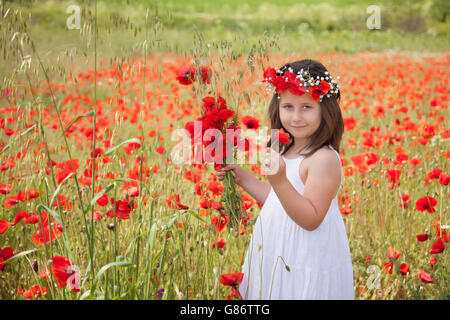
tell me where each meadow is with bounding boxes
[0,0,448,300]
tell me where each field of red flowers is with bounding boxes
[0,48,449,300]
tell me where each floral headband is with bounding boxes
[261,66,340,102]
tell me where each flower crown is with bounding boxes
[261,66,340,102]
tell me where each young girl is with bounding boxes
[217,59,354,300]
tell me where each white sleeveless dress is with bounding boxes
[238,145,354,300]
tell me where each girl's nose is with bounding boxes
[292,110,303,121]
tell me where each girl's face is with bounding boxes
[278,90,322,146]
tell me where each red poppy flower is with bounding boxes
[284,71,306,96]
[148,129,157,138]
[200,65,211,84]
[4,128,15,136]
[272,75,289,92]
[430,237,445,254]
[121,180,140,198]
[310,80,331,101]
[88,210,103,221]
[216,108,235,121]
[17,191,28,202]
[430,258,437,268]
[156,146,165,155]
[91,148,104,158]
[340,207,353,214]
[123,142,141,155]
[383,262,393,274]
[106,199,133,220]
[27,212,39,224]
[241,115,260,130]
[415,196,437,213]
[210,200,223,211]
[263,67,277,84]
[56,168,74,185]
[275,128,290,144]
[385,169,401,185]
[439,173,449,185]
[40,265,51,280]
[416,234,429,242]
[0,219,11,234]
[23,285,47,299]
[4,194,20,208]
[52,195,67,207]
[206,181,224,196]
[388,247,402,260]
[399,263,409,275]
[211,237,226,249]
[183,169,202,184]
[50,256,80,291]
[202,96,218,113]
[418,270,435,284]
[32,219,63,246]
[420,124,436,139]
[343,117,357,131]
[0,183,12,194]
[13,211,29,225]
[399,194,411,202]
[197,197,209,209]
[96,193,109,207]
[0,247,15,271]
[220,273,244,287]
[176,66,196,85]
[425,168,442,185]
[166,194,189,211]
[212,212,229,233]
[28,189,41,200]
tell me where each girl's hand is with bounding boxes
[262,147,286,185]
[216,164,244,186]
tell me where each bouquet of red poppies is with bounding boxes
[180,66,246,230]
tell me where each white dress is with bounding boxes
[239,145,354,300]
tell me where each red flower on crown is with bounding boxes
[310,80,332,102]
[284,71,306,96]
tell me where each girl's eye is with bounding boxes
[283,105,311,109]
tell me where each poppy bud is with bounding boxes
[32,259,38,273]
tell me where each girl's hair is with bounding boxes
[266,59,344,157]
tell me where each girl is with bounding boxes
[217,59,354,300]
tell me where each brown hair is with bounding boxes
[266,59,344,157]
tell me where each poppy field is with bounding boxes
[0,0,449,300]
